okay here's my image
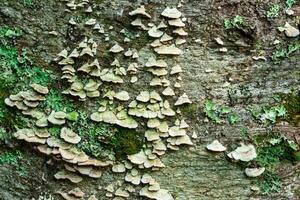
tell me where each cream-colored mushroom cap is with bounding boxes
[54,170,83,183]
[30,84,49,94]
[284,22,299,37]
[150,78,162,86]
[136,91,150,102]
[160,33,173,42]
[168,18,185,27]
[140,186,174,200]
[175,93,192,106]
[48,111,66,125]
[161,7,182,19]
[109,44,124,53]
[114,91,130,101]
[148,26,164,38]
[60,127,81,144]
[173,28,188,36]
[154,45,182,55]
[157,21,167,29]
[162,87,175,96]
[68,187,85,198]
[115,188,130,198]
[175,38,186,45]
[129,5,151,18]
[145,129,160,141]
[206,140,227,152]
[127,150,147,165]
[227,144,257,162]
[151,39,162,47]
[148,68,168,76]
[57,49,68,58]
[85,18,96,25]
[245,167,265,177]
[112,163,126,173]
[131,18,146,29]
[146,57,167,68]
[170,65,182,75]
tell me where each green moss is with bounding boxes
[203,100,238,124]
[266,4,281,18]
[41,89,74,112]
[49,126,60,137]
[281,91,300,125]
[256,172,282,195]
[0,149,27,176]
[111,128,144,159]
[253,133,298,169]
[75,112,116,159]
[131,32,150,50]
[180,103,198,118]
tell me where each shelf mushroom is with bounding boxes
[206,140,227,152]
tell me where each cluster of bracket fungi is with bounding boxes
[3,0,272,199]
[3,0,196,199]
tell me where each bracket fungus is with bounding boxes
[112,163,126,173]
[140,186,174,200]
[114,91,130,101]
[48,111,66,125]
[109,44,124,53]
[60,127,81,144]
[146,57,168,68]
[206,140,227,152]
[284,22,299,37]
[162,87,175,96]
[148,26,164,38]
[227,144,257,162]
[136,91,150,102]
[245,167,265,177]
[30,84,49,95]
[12,3,193,199]
[154,45,182,55]
[161,7,182,19]
[170,65,182,75]
[174,93,192,106]
[173,28,188,36]
[168,18,185,27]
[129,5,151,18]
[14,128,48,144]
[54,170,83,183]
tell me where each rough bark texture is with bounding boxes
[0,0,299,200]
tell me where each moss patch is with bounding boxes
[111,127,144,159]
[281,91,300,126]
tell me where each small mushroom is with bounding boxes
[109,44,124,53]
[60,127,81,144]
[136,91,150,102]
[206,140,227,152]
[173,28,188,36]
[129,5,151,18]
[174,93,192,106]
[114,91,130,101]
[168,18,185,27]
[245,167,265,177]
[112,163,126,173]
[161,7,182,19]
[154,45,182,55]
[54,170,83,183]
[227,144,257,162]
[146,57,167,68]
[148,26,164,38]
[284,22,299,37]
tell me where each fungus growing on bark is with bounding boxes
[206,140,227,152]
